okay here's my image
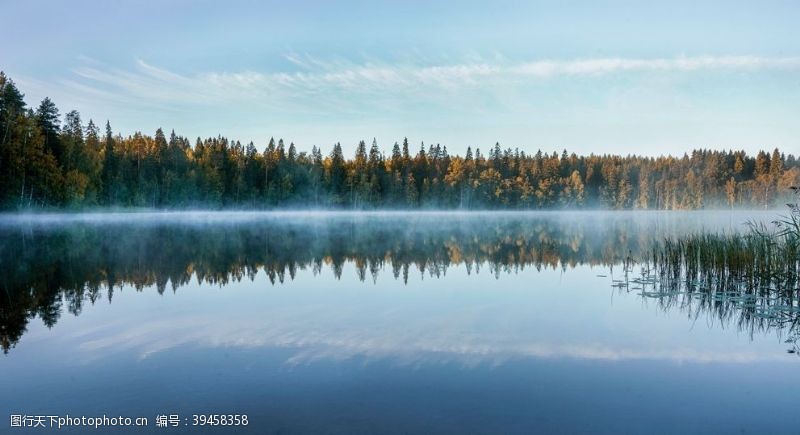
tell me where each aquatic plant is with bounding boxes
[626,187,800,353]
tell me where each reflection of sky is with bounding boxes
[7,262,794,368]
[4,212,800,434]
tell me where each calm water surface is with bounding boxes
[1,211,798,434]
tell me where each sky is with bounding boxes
[2,0,799,156]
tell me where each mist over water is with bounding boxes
[0,208,780,229]
[1,210,797,434]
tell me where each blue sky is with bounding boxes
[2,0,799,156]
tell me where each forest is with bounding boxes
[2,71,799,210]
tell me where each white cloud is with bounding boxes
[13,53,799,153]
[55,55,800,112]
[511,55,800,76]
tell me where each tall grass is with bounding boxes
[621,187,800,353]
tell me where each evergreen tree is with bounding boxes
[35,97,62,164]
[101,121,116,204]
[0,72,797,211]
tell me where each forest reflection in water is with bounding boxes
[1,210,795,355]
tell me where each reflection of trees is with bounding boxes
[618,263,800,356]
[0,213,758,353]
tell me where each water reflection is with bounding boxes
[0,211,784,354]
[3,212,798,435]
[618,262,800,355]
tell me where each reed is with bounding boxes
[622,187,800,353]
[647,187,799,292]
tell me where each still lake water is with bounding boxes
[1,211,798,434]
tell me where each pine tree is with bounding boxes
[35,97,62,164]
[101,121,116,204]
[328,142,346,204]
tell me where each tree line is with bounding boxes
[2,71,798,210]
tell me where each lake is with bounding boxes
[1,211,798,434]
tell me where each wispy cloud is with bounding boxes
[508,55,800,76]
[13,53,799,150]
[55,54,800,113]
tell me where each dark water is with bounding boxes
[1,211,798,434]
